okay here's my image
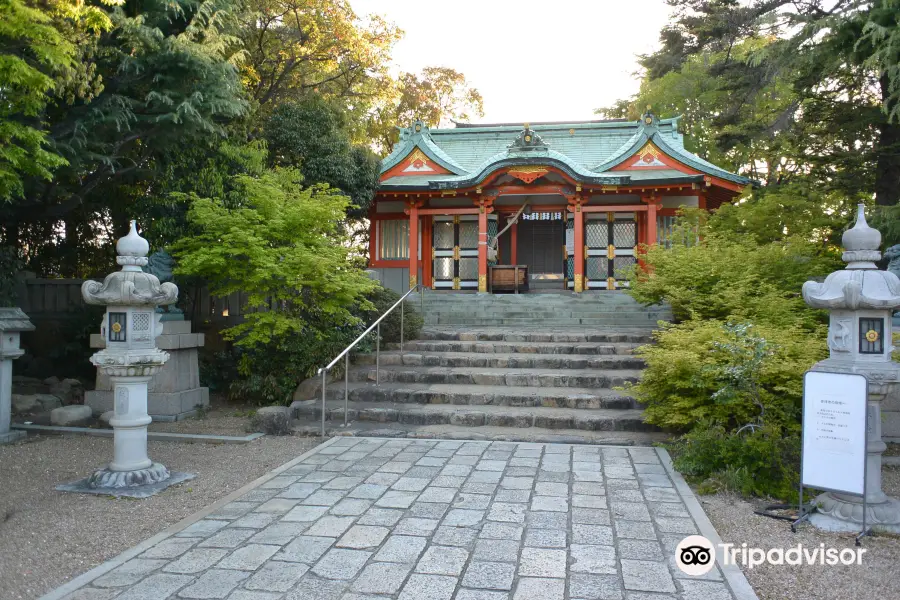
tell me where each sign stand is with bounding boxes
[792,371,870,545]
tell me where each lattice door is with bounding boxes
[584,212,637,290]
[432,215,479,289]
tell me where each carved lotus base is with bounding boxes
[809,492,900,534]
[88,463,171,489]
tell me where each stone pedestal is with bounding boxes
[0,308,35,443]
[86,318,208,421]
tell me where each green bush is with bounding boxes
[0,247,21,307]
[357,285,423,344]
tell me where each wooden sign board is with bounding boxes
[801,371,868,496]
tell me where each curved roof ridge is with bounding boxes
[381,121,468,175]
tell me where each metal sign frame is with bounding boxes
[794,370,870,544]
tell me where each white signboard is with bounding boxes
[565,229,575,255]
[801,371,868,495]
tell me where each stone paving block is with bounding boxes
[505,466,538,477]
[177,520,229,538]
[527,511,568,529]
[634,463,666,475]
[620,560,675,593]
[679,580,734,600]
[178,568,249,598]
[392,477,431,492]
[462,561,515,590]
[642,487,681,503]
[278,482,322,500]
[570,545,617,575]
[112,574,193,600]
[535,483,568,497]
[440,464,473,477]
[209,502,261,520]
[618,539,664,561]
[470,470,503,483]
[611,502,652,522]
[572,494,608,509]
[398,574,458,600]
[569,573,624,600]
[610,489,644,502]
[652,516,698,534]
[449,455,481,466]
[245,560,309,592]
[163,548,228,574]
[524,528,567,548]
[322,476,364,490]
[433,526,478,548]
[572,524,614,545]
[249,521,308,545]
[443,508,484,527]
[375,534,428,562]
[347,483,388,500]
[311,548,372,580]
[358,507,404,526]
[573,482,606,496]
[366,472,401,486]
[614,520,657,540]
[454,493,492,510]
[416,545,470,575]
[375,491,419,509]
[139,538,196,560]
[432,475,466,488]
[283,505,329,522]
[284,573,348,600]
[463,482,498,495]
[500,476,534,490]
[198,529,255,549]
[518,547,566,578]
[572,461,603,472]
[261,476,299,489]
[275,535,334,564]
[60,588,120,600]
[254,498,299,514]
[637,473,674,488]
[455,589,509,600]
[488,502,526,523]
[495,489,530,503]
[304,516,357,538]
[216,544,280,571]
[303,490,347,506]
[351,561,414,594]
[513,577,564,600]
[475,460,508,472]
[573,470,604,482]
[231,513,278,529]
[238,488,278,502]
[474,539,520,562]
[418,486,458,503]
[417,457,447,467]
[379,462,412,474]
[331,498,372,516]
[409,501,450,519]
[530,496,568,512]
[94,559,168,587]
[336,525,390,549]
[395,517,439,536]
[572,508,611,525]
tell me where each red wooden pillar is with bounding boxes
[569,196,585,292]
[475,196,493,292]
[510,221,518,264]
[407,200,420,289]
[643,195,659,247]
[422,215,433,288]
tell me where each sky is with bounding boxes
[351,0,673,124]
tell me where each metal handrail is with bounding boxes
[315,284,425,436]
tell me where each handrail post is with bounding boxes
[420,285,424,321]
[320,369,327,437]
[344,354,349,427]
[400,300,405,356]
[375,322,380,385]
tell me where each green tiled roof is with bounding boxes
[379,113,750,190]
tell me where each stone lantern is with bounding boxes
[59,221,193,496]
[802,204,900,532]
[0,308,34,444]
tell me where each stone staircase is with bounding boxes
[292,323,669,446]
[415,290,672,327]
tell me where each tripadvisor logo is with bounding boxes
[676,535,868,574]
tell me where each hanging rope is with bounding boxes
[487,201,529,262]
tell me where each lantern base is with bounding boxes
[809,491,900,534]
[56,467,195,499]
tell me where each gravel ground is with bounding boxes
[0,433,320,600]
[701,466,900,600]
[148,408,256,436]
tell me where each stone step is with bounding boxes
[354,351,645,370]
[292,399,657,433]
[321,382,638,410]
[402,340,640,355]
[425,318,663,327]
[420,328,654,344]
[349,366,642,388]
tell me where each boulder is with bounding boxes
[11,375,49,396]
[11,394,41,414]
[99,411,114,425]
[43,376,60,386]
[34,394,63,411]
[251,406,293,436]
[50,405,93,427]
[50,378,85,405]
[293,375,323,402]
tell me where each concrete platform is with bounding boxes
[43,437,757,600]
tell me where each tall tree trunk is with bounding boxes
[876,75,900,206]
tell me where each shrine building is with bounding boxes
[367,110,749,293]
